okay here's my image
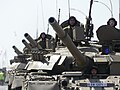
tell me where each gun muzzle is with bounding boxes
[22,39,32,50]
[12,46,22,55]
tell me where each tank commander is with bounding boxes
[107,18,117,28]
[60,16,85,46]
[96,17,119,42]
[36,32,54,49]
[96,17,120,53]
[61,16,84,39]
[36,32,46,49]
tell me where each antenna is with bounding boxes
[47,23,49,34]
[94,0,113,17]
[36,1,39,38]
[70,8,87,18]
[68,0,70,17]
[119,0,120,28]
[55,9,61,47]
[56,0,58,18]
[41,0,45,31]
[89,0,93,19]
[109,0,113,17]
[36,29,38,39]
[58,9,61,24]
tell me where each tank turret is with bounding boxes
[23,33,50,62]
[96,25,120,54]
[9,46,29,90]
[49,17,92,70]
[96,25,120,42]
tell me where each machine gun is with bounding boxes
[85,0,94,40]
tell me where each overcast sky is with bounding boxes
[0,0,119,67]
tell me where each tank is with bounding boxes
[22,17,95,90]
[10,33,49,90]
[9,1,120,89]
[8,33,46,90]
[49,17,94,71]
[8,32,56,90]
[9,20,120,90]
[8,46,29,90]
[47,17,120,90]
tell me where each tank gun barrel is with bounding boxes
[49,17,86,69]
[22,39,32,50]
[12,46,22,55]
[24,33,42,50]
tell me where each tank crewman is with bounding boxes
[60,16,84,46]
[36,32,47,49]
[36,32,53,49]
[107,18,117,28]
[90,66,98,79]
[0,71,4,85]
[61,16,83,39]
